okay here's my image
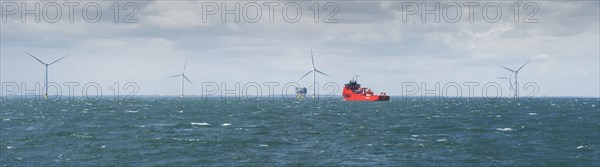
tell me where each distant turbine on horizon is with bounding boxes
[499,61,529,98]
[298,48,330,98]
[167,57,193,97]
[25,51,67,100]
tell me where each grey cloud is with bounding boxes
[1,0,598,96]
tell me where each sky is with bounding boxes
[1,0,599,98]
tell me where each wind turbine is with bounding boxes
[167,57,193,97]
[499,61,529,98]
[298,48,330,98]
[25,52,67,99]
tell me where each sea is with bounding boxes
[1,97,599,166]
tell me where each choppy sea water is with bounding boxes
[1,97,599,166]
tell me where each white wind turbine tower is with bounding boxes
[497,74,515,97]
[167,57,193,97]
[499,61,529,98]
[298,48,330,98]
[25,52,67,99]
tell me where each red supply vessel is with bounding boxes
[342,78,390,101]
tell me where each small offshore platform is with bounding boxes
[295,87,307,99]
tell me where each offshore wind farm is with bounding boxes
[1,0,598,166]
[3,47,597,166]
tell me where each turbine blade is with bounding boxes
[183,74,193,86]
[298,70,313,82]
[516,61,529,72]
[183,57,188,73]
[497,77,508,79]
[166,74,181,79]
[315,69,331,77]
[499,65,515,72]
[25,52,46,65]
[310,48,315,68]
[48,55,67,65]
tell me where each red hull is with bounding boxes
[343,94,390,101]
[342,79,390,101]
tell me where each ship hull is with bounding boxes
[343,94,390,101]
